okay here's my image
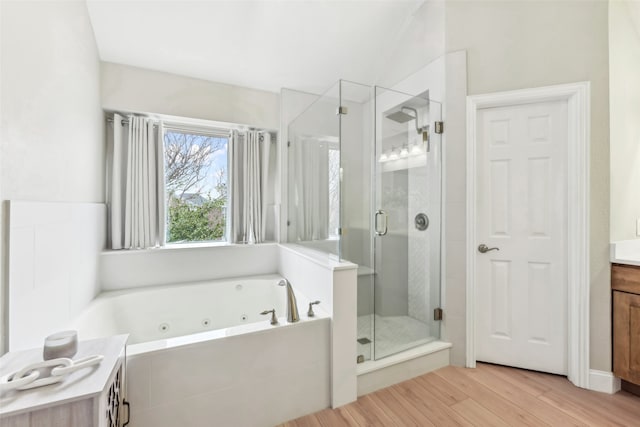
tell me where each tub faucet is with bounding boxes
[278,279,300,323]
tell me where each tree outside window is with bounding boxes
[164,130,229,243]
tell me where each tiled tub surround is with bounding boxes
[73,275,331,427]
[7,201,106,351]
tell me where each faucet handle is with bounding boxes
[260,309,278,325]
[307,301,321,317]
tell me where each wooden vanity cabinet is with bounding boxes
[612,263,640,389]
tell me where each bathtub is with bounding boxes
[72,274,331,427]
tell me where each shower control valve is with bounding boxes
[307,301,321,317]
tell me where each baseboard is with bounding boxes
[589,370,621,394]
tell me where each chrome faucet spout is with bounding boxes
[278,279,300,323]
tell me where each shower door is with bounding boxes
[371,86,442,360]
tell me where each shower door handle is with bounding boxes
[375,210,388,236]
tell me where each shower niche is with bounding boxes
[286,81,442,363]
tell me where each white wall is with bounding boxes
[0,1,104,353]
[610,0,640,242]
[445,0,611,371]
[376,0,445,89]
[101,62,280,130]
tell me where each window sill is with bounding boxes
[102,241,278,255]
[164,241,230,250]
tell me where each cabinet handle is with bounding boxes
[123,400,131,426]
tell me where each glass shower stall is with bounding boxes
[287,80,442,362]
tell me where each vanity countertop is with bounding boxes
[0,334,128,418]
[611,239,640,267]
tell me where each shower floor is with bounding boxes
[357,314,437,361]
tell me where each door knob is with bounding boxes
[478,244,499,253]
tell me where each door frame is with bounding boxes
[465,82,590,389]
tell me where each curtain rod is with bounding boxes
[106,116,277,139]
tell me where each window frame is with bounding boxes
[162,123,232,246]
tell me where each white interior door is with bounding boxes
[475,100,568,375]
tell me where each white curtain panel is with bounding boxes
[108,114,165,249]
[293,137,329,241]
[230,130,271,243]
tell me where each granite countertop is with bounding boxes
[0,334,128,418]
[611,239,640,267]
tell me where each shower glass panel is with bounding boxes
[337,81,375,362]
[370,86,442,360]
[285,80,442,363]
[287,82,341,258]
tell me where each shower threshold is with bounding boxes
[356,340,452,396]
[357,340,451,375]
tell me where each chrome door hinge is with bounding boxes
[434,307,443,321]
[434,121,444,134]
[287,140,291,147]
[336,106,348,115]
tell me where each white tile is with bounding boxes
[331,268,357,407]
[10,285,69,350]
[146,319,330,406]
[277,246,334,312]
[357,314,438,359]
[148,336,250,405]
[357,346,450,396]
[135,335,330,427]
[125,354,150,410]
[68,205,105,316]
[101,244,279,291]
[245,363,330,426]
[7,201,106,351]
[34,225,71,291]
[8,227,35,296]
[133,385,247,427]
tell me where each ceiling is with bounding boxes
[86,0,425,94]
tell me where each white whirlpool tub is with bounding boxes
[72,274,331,427]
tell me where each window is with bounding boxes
[163,128,229,244]
[328,146,340,238]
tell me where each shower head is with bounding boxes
[385,110,415,124]
[385,107,422,135]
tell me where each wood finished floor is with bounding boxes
[279,363,640,427]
